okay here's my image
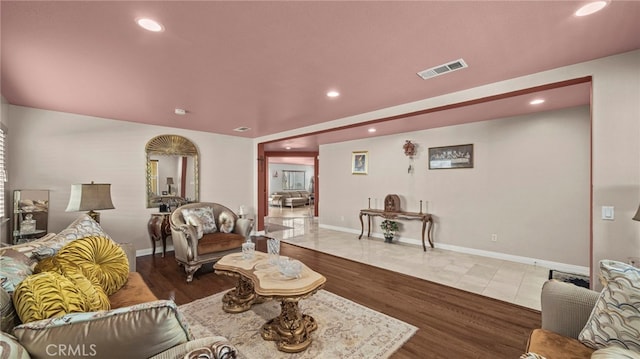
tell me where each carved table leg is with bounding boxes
[427,216,434,249]
[221,276,258,313]
[421,218,427,252]
[148,214,171,257]
[147,216,160,256]
[358,212,365,239]
[261,300,317,353]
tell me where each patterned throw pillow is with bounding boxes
[520,353,546,359]
[5,233,56,259]
[0,332,30,359]
[23,214,112,261]
[0,249,35,293]
[182,207,217,234]
[218,211,235,233]
[578,260,640,352]
[1,287,20,333]
[591,347,640,359]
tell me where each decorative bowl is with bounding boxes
[278,258,302,279]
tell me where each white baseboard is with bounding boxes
[319,224,589,275]
[136,244,174,257]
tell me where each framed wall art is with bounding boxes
[351,151,368,175]
[428,144,473,169]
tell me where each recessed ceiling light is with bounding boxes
[286,146,292,150]
[530,99,545,105]
[575,1,608,16]
[233,126,251,132]
[368,128,376,133]
[327,91,340,98]
[136,18,164,32]
[174,108,186,115]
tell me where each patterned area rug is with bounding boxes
[179,290,417,359]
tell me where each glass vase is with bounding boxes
[267,238,280,265]
[242,240,255,260]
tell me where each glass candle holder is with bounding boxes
[242,241,255,260]
[267,238,280,265]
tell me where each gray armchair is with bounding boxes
[170,202,253,282]
[526,280,600,358]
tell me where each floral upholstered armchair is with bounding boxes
[170,202,253,282]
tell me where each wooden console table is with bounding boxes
[148,212,171,257]
[359,209,434,251]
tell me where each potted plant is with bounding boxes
[380,219,399,243]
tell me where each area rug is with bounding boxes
[549,269,590,288]
[179,290,417,359]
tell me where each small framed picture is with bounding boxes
[162,191,168,195]
[428,144,474,169]
[352,151,368,175]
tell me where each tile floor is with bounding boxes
[263,210,548,310]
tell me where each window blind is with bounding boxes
[0,126,6,218]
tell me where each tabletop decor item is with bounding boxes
[267,237,280,265]
[242,239,255,260]
[380,219,399,243]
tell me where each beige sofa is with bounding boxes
[1,214,237,359]
[271,191,311,208]
[170,202,253,282]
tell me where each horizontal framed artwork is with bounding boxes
[352,151,368,175]
[428,144,473,169]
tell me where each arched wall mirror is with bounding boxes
[146,135,199,208]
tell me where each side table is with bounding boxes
[148,212,171,257]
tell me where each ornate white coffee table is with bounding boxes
[214,252,326,353]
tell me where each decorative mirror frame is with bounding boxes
[145,135,199,208]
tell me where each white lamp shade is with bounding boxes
[65,183,115,212]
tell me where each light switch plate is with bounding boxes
[601,206,614,220]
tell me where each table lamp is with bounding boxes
[65,181,115,223]
[166,177,174,195]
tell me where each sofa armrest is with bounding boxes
[171,224,200,262]
[117,242,136,272]
[149,336,237,359]
[540,280,600,339]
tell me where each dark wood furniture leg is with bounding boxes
[358,212,365,239]
[148,213,171,257]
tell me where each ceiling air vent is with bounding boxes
[417,58,468,80]
[233,126,251,132]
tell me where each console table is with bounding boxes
[148,212,171,257]
[359,209,434,251]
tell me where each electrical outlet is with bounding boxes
[491,234,498,242]
[629,257,640,268]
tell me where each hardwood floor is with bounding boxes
[137,237,540,358]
